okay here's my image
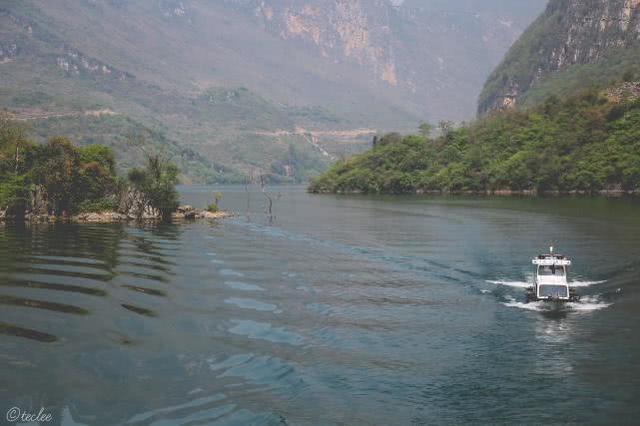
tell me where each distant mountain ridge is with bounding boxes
[0,0,546,182]
[479,0,640,114]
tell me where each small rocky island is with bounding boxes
[0,118,230,225]
[1,197,231,225]
[70,205,231,224]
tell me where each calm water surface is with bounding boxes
[1,186,640,424]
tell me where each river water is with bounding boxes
[1,186,639,425]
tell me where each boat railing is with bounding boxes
[532,258,571,266]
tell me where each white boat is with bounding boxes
[527,247,578,302]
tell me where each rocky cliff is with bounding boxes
[234,0,547,121]
[250,0,398,85]
[479,0,640,114]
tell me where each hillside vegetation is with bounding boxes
[516,47,640,109]
[479,0,640,113]
[309,88,640,195]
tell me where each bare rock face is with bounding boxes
[255,0,398,86]
[221,0,546,121]
[479,0,640,114]
[30,185,48,216]
[72,212,129,223]
[198,210,231,220]
[176,205,194,214]
[174,205,196,219]
[606,81,640,101]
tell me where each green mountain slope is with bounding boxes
[310,87,640,194]
[479,0,640,114]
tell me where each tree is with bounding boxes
[418,122,433,138]
[377,133,403,146]
[260,174,274,217]
[0,116,32,219]
[207,191,222,213]
[438,120,455,137]
[33,137,82,216]
[0,174,30,220]
[128,154,180,221]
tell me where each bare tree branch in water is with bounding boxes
[244,173,252,221]
[259,174,273,217]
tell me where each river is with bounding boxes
[1,186,639,424]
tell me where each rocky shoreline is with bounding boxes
[1,205,232,224]
[311,188,639,197]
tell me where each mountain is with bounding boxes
[479,0,640,114]
[310,0,640,195]
[0,0,546,182]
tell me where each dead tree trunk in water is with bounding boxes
[260,174,273,217]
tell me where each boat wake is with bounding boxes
[502,295,611,313]
[566,296,612,311]
[569,280,607,287]
[486,280,531,289]
[502,297,544,311]
[489,276,611,313]
[487,279,606,289]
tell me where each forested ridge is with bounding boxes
[309,88,640,195]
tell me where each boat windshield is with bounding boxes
[538,265,565,276]
[539,285,569,298]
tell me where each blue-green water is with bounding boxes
[1,186,640,424]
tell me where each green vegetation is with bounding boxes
[207,192,222,213]
[127,155,180,221]
[478,0,640,114]
[309,89,640,195]
[518,47,640,108]
[0,117,120,217]
[0,115,181,220]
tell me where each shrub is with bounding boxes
[206,191,222,212]
[127,154,180,221]
[77,198,118,213]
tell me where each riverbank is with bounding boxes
[0,205,232,224]
[311,188,640,197]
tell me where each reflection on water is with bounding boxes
[1,187,640,424]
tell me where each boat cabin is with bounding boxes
[532,248,572,301]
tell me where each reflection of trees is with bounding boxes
[0,222,186,425]
[4,222,126,270]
